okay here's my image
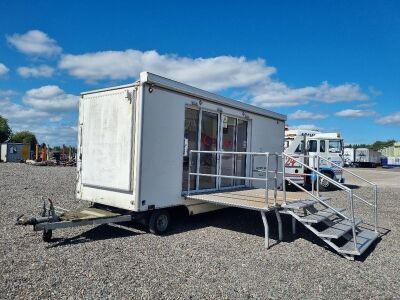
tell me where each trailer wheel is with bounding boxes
[319,172,334,191]
[148,210,170,235]
[42,229,52,242]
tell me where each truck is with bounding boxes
[284,129,344,190]
[343,147,355,167]
[354,148,381,168]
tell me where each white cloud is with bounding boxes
[17,65,55,78]
[290,124,321,131]
[0,98,50,122]
[250,81,367,108]
[59,50,275,90]
[376,112,400,125]
[288,109,327,120]
[6,30,62,57]
[23,85,78,112]
[0,89,17,97]
[10,122,77,146]
[0,63,9,75]
[335,109,376,118]
[59,49,369,107]
[0,96,75,146]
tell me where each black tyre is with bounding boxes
[148,210,170,235]
[319,172,334,191]
[42,229,52,242]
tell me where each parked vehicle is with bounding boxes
[284,129,344,190]
[354,148,381,168]
[343,148,355,167]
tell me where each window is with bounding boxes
[294,141,305,153]
[320,140,326,152]
[308,140,317,153]
[329,140,342,153]
[182,108,199,190]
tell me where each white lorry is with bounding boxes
[343,147,355,167]
[354,148,381,168]
[284,129,344,190]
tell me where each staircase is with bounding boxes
[282,154,379,260]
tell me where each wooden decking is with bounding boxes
[185,188,310,211]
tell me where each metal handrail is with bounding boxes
[316,154,378,232]
[187,150,281,207]
[316,155,377,186]
[283,154,352,192]
[284,153,358,251]
[187,150,366,252]
[285,177,351,221]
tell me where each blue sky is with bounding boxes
[0,0,399,146]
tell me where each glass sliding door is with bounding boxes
[182,108,199,191]
[220,116,236,187]
[182,108,248,192]
[199,111,219,190]
[235,119,248,186]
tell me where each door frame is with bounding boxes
[183,105,251,193]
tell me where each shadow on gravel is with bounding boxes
[165,208,388,260]
[47,223,142,248]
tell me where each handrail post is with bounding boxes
[374,185,378,232]
[187,151,192,196]
[274,154,278,206]
[265,153,269,207]
[349,190,358,252]
[282,154,287,205]
[316,156,320,196]
[311,156,315,195]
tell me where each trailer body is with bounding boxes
[354,148,381,167]
[76,72,286,215]
[343,148,355,166]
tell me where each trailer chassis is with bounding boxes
[16,199,136,242]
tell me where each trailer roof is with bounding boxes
[81,72,286,121]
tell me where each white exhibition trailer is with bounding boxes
[76,72,286,218]
[18,72,380,258]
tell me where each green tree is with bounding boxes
[10,131,38,150]
[0,115,12,143]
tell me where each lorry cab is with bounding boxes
[284,130,344,190]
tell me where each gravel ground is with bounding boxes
[1,163,399,299]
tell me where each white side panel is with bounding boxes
[250,114,285,188]
[139,87,187,209]
[76,85,137,211]
[139,86,285,210]
[81,89,133,191]
[1,144,7,161]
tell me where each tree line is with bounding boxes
[347,139,397,151]
[0,115,38,150]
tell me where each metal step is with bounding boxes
[299,208,345,224]
[318,218,362,239]
[282,197,331,210]
[337,229,379,255]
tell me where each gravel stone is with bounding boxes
[0,163,399,299]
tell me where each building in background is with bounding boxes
[0,143,30,162]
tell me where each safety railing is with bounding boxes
[283,153,359,252]
[315,155,378,233]
[187,150,367,253]
[187,150,282,207]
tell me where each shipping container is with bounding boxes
[0,143,30,162]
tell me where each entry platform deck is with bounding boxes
[185,188,311,211]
